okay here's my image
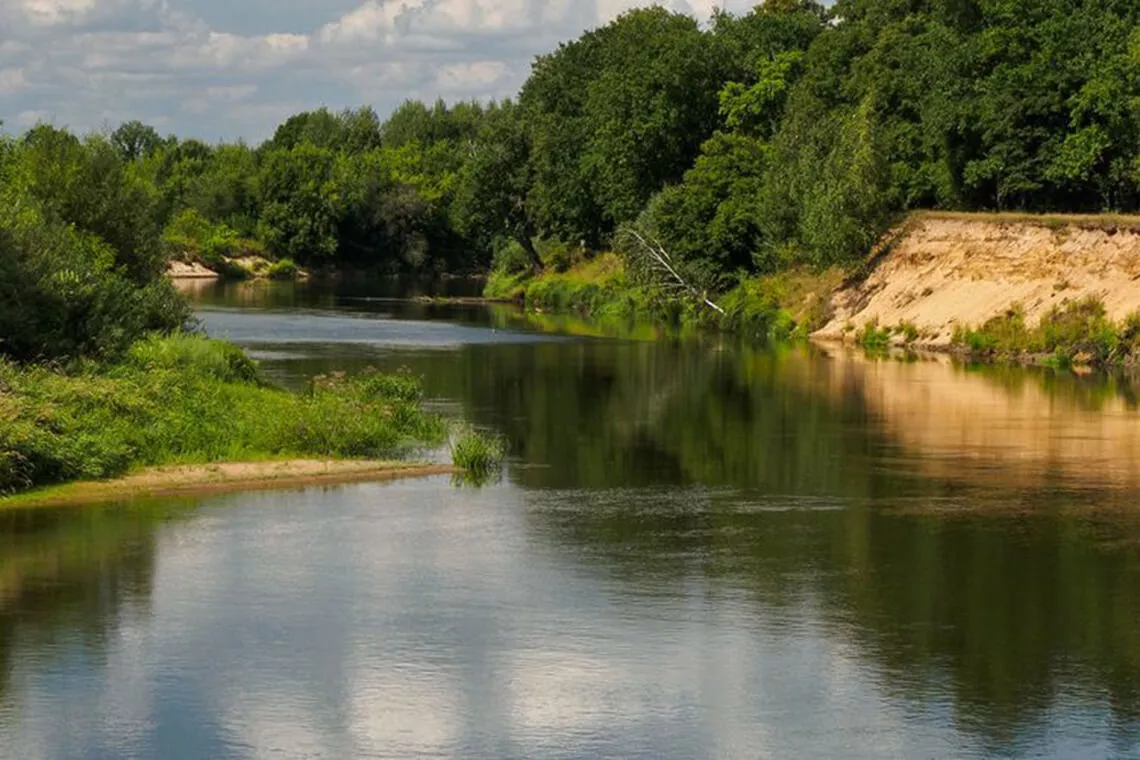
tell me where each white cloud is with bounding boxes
[0,67,28,94]
[206,83,257,101]
[435,60,507,90]
[0,0,761,139]
[16,0,98,26]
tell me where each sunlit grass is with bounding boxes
[449,426,505,485]
[0,334,446,495]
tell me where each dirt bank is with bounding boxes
[1,460,453,509]
[814,212,1140,346]
[167,259,220,279]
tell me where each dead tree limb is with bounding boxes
[620,227,726,315]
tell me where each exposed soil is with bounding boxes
[2,460,453,509]
[814,212,1140,346]
[166,259,220,279]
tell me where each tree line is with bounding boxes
[2,0,1139,360]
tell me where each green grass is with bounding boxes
[856,318,893,351]
[449,426,505,485]
[484,269,529,301]
[266,258,298,280]
[951,297,1140,368]
[0,333,447,495]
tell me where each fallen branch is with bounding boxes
[619,227,726,315]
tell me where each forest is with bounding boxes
[3,0,1140,360]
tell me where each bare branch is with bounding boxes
[619,227,726,315]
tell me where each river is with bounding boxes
[2,278,1140,759]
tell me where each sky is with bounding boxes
[0,0,759,142]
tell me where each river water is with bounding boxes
[3,279,1140,759]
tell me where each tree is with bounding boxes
[110,120,162,162]
[452,102,542,271]
[13,126,164,283]
[257,144,340,263]
[520,7,730,246]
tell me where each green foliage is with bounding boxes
[520,254,654,321]
[952,298,1140,367]
[0,337,446,495]
[11,126,165,283]
[484,270,530,302]
[0,194,188,362]
[718,282,791,340]
[266,258,299,280]
[449,426,506,484]
[491,239,535,275]
[639,132,772,289]
[520,7,729,246]
[257,143,340,263]
[110,120,162,162]
[856,318,893,351]
[125,332,260,384]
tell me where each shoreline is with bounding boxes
[0,459,454,510]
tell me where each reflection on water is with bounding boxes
[2,280,1140,758]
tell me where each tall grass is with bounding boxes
[0,334,446,495]
[952,297,1140,367]
[449,426,505,485]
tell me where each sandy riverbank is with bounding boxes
[166,259,220,279]
[814,211,1140,347]
[1,460,453,509]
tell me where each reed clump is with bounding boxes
[449,426,506,484]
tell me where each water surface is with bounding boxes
[3,279,1140,758]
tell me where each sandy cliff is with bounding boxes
[814,213,1140,346]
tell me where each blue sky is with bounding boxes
[0,0,759,142]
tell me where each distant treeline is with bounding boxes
[2,0,1139,360]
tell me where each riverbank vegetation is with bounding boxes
[0,335,448,496]
[951,298,1140,368]
[4,0,1136,291]
[1,0,1138,498]
[449,427,506,485]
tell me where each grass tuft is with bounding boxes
[449,426,505,485]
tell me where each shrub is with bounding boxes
[125,332,260,384]
[856,319,893,351]
[484,270,529,301]
[0,201,189,362]
[491,239,533,275]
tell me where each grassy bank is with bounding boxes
[0,334,448,496]
[486,254,845,342]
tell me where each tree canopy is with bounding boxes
[3,0,1138,332]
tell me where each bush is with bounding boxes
[163,208,255,279]
[0,201,189,362]
[536,239,578,273]
[484,270,529,301]
[491,239,533,275]
[856,319,892,351]
[125,332,260,384]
